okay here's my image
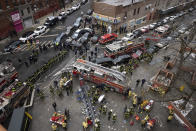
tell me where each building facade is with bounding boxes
[92,0,196,31]
[0,0,60,40]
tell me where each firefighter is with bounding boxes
[51,123,57,131]
[128,90,132,98]
[99,105,103,114]
[132,95,138,107]
[108,109,113,120]
[112,113,117,123]
[94,123,100,131]
[124,109,130,120]
[141,115,149,127]
[62,121,67,130]
[102,105,107,115]
[167,109,174,122]
[82,121,88,130]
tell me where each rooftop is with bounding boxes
[98,0,143,7]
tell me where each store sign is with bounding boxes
[11,11,21,22]
[93,12,121,24]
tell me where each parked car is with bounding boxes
[72,28,93,40]
[58,11,67,20]
[178,26,187,34]
[4,40,24,52]
[34,26,47,36]
[113,55,131,65]
[70,40,82,47]
[99,33,118,44]
[19,31,34,43]
[72,3,80,11]
[122,32,135,41]
[79,32,91,44]
[154,41,168,49]
[91,35,99,43]
[140,26,149,33]
[149,23,157,30]
[66,8,74,15]
[133,30,142,38]
[87,9,93,15]
[65,26,75,36]
[81,0,87,4]
[146,45,159,54]
[53,32,66,46]
[73,17,82,28]
[44,16,58,27]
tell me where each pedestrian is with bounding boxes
[124,105,127,113]
[24,61,29,67]
[66,87,69,96]
[136,79,140,87]
[141,79,146,87]
[108,109,112,120]
[112,113,117,123]
[64,108,67,116]
[52,102,57,111]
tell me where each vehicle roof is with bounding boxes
[96,57,113,64]
[47,16,55,20]
[106,41,133,52]
[8,107,26,131]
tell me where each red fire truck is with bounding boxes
[72,59,127,93]
[104,41,145,58]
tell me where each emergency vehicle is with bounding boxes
[0,62,18,93]
[104,41,144,58]
[72,59,127,93]
[99,33,118,44]
[0,81,31,123]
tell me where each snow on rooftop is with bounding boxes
[99,0,143,6]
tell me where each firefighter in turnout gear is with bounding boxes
[51,123,57,131]
[141,115,149,127]
[102,105,107,115]
[112,113,117,123]
[167,107,174,122]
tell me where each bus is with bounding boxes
[8,107,32,131]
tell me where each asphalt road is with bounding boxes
[29,8,196,131]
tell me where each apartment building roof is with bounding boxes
[98,0,143,7]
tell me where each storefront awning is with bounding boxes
[92,12,121,24]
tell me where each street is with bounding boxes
[0,0,196,131]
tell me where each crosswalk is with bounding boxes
[13,40,53,52]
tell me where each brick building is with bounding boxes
[92,0,196,31]
[0,0,60,40]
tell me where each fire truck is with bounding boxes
[104,41,145,58]
[0,62,18,93]
[0,81,31,123]
[72,59,127,93]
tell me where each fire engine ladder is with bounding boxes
[80,60,126,82]
[168,102,196,131]
[80,85,98,122]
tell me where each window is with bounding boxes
[133,9,136,15]
[27,7,30,14]
[137,7,140,14]
[155,1,157,7]
[21,10,24,16]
